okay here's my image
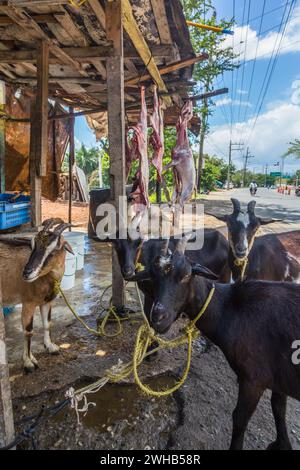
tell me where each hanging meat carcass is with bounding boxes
[149,86,164,182]
[125,128,139,181]
[165,100,196,208]
[128,86,150,232]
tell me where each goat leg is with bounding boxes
[230,380,263,450]
[22,305,38,372]
[267,392,292,450]
[40,304,60,355]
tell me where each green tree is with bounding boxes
[182,0,238,191]
[285,139,300,158]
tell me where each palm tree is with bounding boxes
[285,139,300,158]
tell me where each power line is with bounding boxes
[236,0,252,125]
[245,0,296,147]
[230,0,237,136]
[242,0,295,26]
[241,0,267,134]
[232,0,247,126]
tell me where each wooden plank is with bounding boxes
[88,0,106,30]
[0,81,5,194]
[150,0,172,44]
[106,0,125,310]
[1,6,89,78]
[53,11,88,47]
[90,58,107,79]
[125,53,208,86]
[30,41,49,228]
[0,45,178,63]
[122,0,171,106]
[0,279,15,449]
[0,13,65,25]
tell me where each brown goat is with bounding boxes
[0,219,74,372]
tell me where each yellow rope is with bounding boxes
[234,257,248,281]
[61,275,215,398]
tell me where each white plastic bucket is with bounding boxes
[61,245,78,291]
[64,232,85,271]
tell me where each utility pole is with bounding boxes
[242,147,254,187]
[227,140,244,189]
[264,164,269,187]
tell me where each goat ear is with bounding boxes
[125,270,151,283]
[259,217,282,225]
[191,263,218,280]
[247,200,256,214]
[63,241,75,255]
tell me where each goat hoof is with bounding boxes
[24,360,38,373]
[267,440,292,450]
[45,343,60,355]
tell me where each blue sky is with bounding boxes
[75,0,300,174]
[206,0,300,173]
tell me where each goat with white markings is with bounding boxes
[212,198,300,282]
[0,219,74,372]
[130,238,300,450]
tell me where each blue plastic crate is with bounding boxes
[0,194,31,230]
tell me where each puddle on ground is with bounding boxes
[16,375,179,449]
[55,375,177,434]
[55,376,176,432]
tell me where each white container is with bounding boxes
[61,245,78,291]
[64,232,85,271]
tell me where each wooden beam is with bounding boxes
[30,41,49,228]
[106,0,125,310]
[1,6,89,78]
[0,81,5,193]
[0,286,15,449]
[188,88,229,102]
[150,0,172,44]
[122,0,171,106]
[0,13,65,25]
[125,53,209,86]
[88,0,106,30]
[0,45,178,63]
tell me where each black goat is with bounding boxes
[213,198,300,282]
[112,229,230,320]
[131,238,300,450]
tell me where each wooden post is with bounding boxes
[0,285,15,448]
[68,107,75,229]
[30,41,49,227]
[0,81,5,193]
[106,0,126,309]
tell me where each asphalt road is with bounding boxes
[205,187,300,232]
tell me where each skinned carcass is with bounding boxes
[149,86,164,182]
[165,101,196,208]
[125,128,139,181]
[128,86,150,233]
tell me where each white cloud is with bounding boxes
[205,100,300,171]
[75,137,82,150]
[237,89,248,95]
[215,98,252,107]
[223,5,300,62]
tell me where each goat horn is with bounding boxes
[231,198,241,214]
[247,200,256,214]
[160,239,170,256]
[174,235,191,255]
[54,223,73,236]
[42,218,65,232]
